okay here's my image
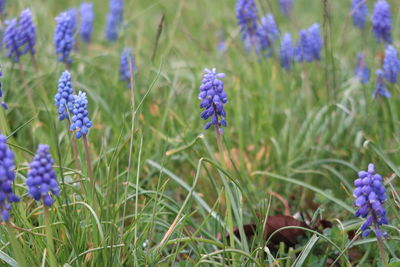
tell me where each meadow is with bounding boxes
[0,0,399,266]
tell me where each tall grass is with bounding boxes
[0,0,399,266]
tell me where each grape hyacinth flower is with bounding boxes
[119,48,136,88]
[3,18,22,62]
[353,164,388,238]
[198,68,228,135]
[372,0,391,43]
[279,0,294,16]
[0,71,7,110]
[18,9,36,55]
[236,0,258,50]
[80,3,94,43]
[351,0,368,29]
[54,71,75,121]
[0,71,3,99]
[294,30,312,62]
[26,145,59,207]
[295,24,323,62]
[257,14,279,56]
[54,12,75,64]
[354,53,370,84]
[373,70,391,98]
[0,0,5,15]
[308,23,323,61]
[68,9,78,33]
[280,33,294,71]
[70,91,93,139]
[105,0,124,41]
[383,45,400,84]
[0,135,20,221]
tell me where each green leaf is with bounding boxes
[0,250,18,267]
[293,234,320,267]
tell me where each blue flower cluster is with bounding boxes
[280,33,294,71]
[18,9,36,55]
[372,0,391,43]
[351,0,368,29]
[105,0,124,41]
[279,0,294,16]
[3,19,22,62]
[3,9,36,62]
[0,135,20,221]
[0,0,5,14]
[54,11,75,64]
[70,91,93,139]
[68,9,78,33]
[199,68,228,135]
[383,45,400,84]
[354,164,388,238]
[294,30,312,62]
[294,24,322,63]
[80,3,94,43]
[373,70,391,98]
[54,71,75,121]
[354,53,370,84]
[308,23,323,61]
[257,14,279,56]
[236,0,258,49]
[0,71,7,110]
[26,145,59,207]
[120,48,136,88]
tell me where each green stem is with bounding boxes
[83,135,94,189]
[376,236,388,267]
[371,211,388,267]
[66,120,82,171]
[6,222,27,267]
[44,206,57,267]
[214,126,237,264]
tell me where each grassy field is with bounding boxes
[0,0,399,266]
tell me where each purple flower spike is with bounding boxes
[280,33,294,71]
[198,68,228,134]
[80,3,94,43]
[54,71,75,121]
[236,0,258,50]
[0,0,4,14]
[18,9,36,55]
[105,0,124,41]
[119,48,136,88]
[351,0,368,29]
[373,69,391,98]
[354,53,370,84]
[0,72,6,110]
[3,19,22,62]
[372,0,391,43]
[295,29,312,62]
[279,0,294,16]
[353,163,388,238]
[0,134,20,221]
[257,14,279,57]
[26,145,59,207]
[308,23,323,61]
[70,91,93,139]
[383,45,400,84]
[295,23,323,63]
[54,11,75,64]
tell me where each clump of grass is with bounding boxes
[0,0,398,266]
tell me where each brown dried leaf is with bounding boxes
[224,215,309,248]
